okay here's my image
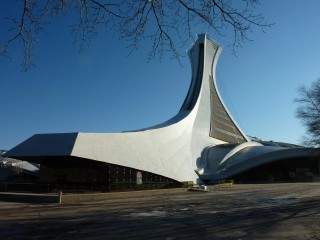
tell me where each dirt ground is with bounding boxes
[1,183,320,239]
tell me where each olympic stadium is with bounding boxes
[5,34,320,188]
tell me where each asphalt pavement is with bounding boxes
[1,183,320,239]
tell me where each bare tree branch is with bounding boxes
[295,79,320,147]
[1,0,273,71]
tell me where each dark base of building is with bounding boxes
[232,157,320,183]
[0,156,182,193]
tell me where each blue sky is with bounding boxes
[1,0,320,150]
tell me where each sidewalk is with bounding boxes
[0,188,187,204]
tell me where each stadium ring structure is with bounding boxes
[6,34,320,186]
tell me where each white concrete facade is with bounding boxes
[69,35,247,182]
[7,34,320,183]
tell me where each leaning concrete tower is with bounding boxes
[8,34,318,185]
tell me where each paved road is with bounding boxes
[1,183,320,239]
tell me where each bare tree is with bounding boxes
[295,79,320,147]
[0,0,272,71]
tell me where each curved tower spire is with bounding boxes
[6,34,250,183]
[181,33,249,144]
